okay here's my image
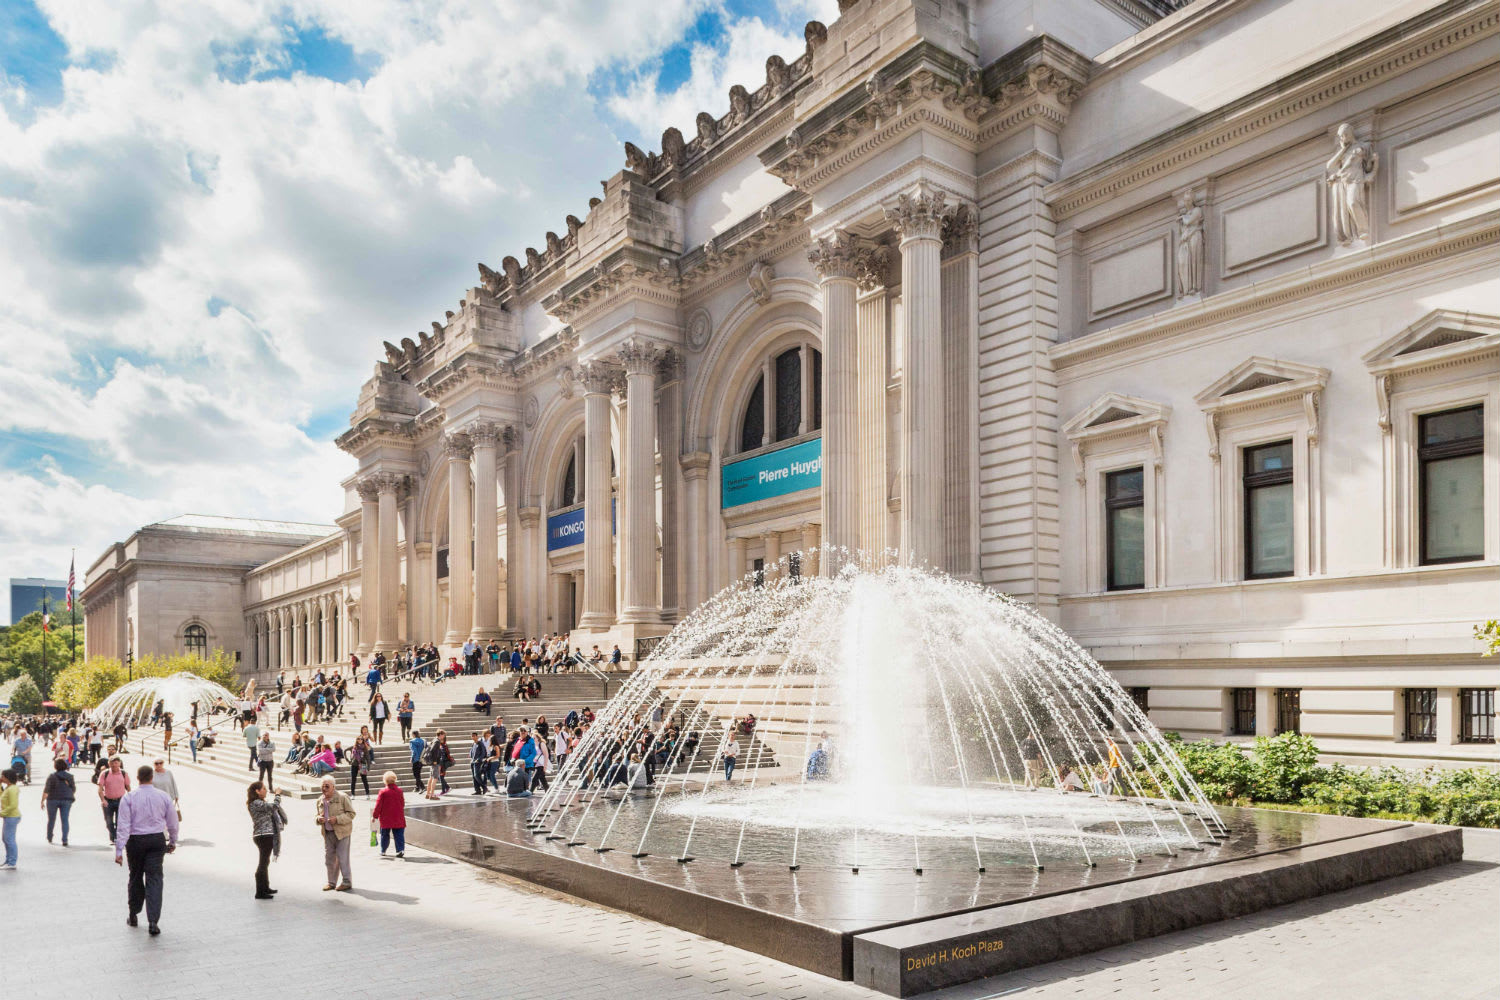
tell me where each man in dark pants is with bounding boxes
[115,764,179,935]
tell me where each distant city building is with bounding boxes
[9,578,69,625]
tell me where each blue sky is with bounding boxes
[0,0,835,621]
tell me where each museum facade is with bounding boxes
[86,0,1499,764]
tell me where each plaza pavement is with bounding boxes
[2,750,1496,1000]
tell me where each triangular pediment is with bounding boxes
[1196,357,1328,409]
[1063,392,1170,440]
[1362,309,1500,372]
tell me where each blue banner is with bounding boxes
[546,500,615,551]
[721,437,822,509]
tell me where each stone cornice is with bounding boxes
[676,192,812,292]
[542,247,682,327]
[1045,0,1500,221]
[1050,211,1500,371]
[336,415,417,457]
[415,350,517,400]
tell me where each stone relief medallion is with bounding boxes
[524,394,540,428]
[417,450,430,477]
[686,308,712,352]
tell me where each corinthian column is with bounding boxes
[469,422,503,641]
[578,363,616,628]
[886,183,949,570]
[375,472,403,652]
[444,433,474,644]
[807,230,868,572]
[356,477,380,655]
[618,339,662,623]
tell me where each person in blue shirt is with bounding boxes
[408,731,426,793]
[366,665,382,700]
[509,648,522,673]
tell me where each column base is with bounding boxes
[469,627,506,642]
[577,612,616,629]
[617,606,662,625]
[443,630,471,646]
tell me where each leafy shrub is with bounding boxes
[1249,732,1323,802]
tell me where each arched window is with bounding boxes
[560,451,579,507]
[184,624,208,659]
[738,343,822,454]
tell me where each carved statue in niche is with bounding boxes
[1175,190,1205,297]
[1326,123,1377,245]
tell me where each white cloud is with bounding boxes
[0,0,832,605]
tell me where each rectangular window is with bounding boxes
[1231,688,1256,736]
[752,558,765,589]
[1403,688,1437,742]
[436,546,450,579]
[787,551,802,582]
[1460,688,1496,744]
[1419,405,1484,564]
[1106,467,1146,591]
[1275,688,1302,735]
[1244,440,1294,579]
[1128,687,1149,714]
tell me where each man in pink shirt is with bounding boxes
[115,764,179,935]
[97,757,131,842]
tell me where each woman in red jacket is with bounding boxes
[371,770,407,858]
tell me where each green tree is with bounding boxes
[4,629,75,695]
[2,674,44,714]
[51,657,129,711]
[135,648,241,691]
[0,608,84,685]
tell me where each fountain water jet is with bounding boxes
[530,556,1225,871]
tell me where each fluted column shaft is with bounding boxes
[888,184,949,569]
[808,231,866,572]
[280,610,291,670]
[357,481,379,655]
[445,437,473,644]
[763,530,781,582]
[470,424,502,639]
[375,475,402,651]
[579,366,616,628]
[504,441,522,633]
[620,342,661,623]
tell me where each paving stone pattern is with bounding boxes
[2,748,1496,1000]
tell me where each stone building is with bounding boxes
[82,515,333,665]
[88,0,1499,764]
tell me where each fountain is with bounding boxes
[93,672,240,731]
[527,560,1224,871]
[403,555,1462,995]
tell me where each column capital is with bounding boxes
[371,470,408,496]
[468,421,502,448]
[680,451,711,481]
[941,203,979,259]
[578,360,617,396]
[355,476,381,502]
[518,506,541,528]
[884,182,948,242]
[444,431,473,461]
[617,337,667,376]
[808,229,883,282]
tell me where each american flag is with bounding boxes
[67,554,75,611]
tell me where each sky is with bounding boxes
[0,0,838,620]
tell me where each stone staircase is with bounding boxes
[135,667,784,796]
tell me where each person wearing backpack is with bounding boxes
[41,757,76,846]
[425,731,452,798]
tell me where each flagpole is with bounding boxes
[71,548,78,664]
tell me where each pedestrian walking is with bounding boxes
[371,771,406,858]
[42,757,76,846]
[408,730,426,792]
[369,693,390,744]
[152,759,181,822]
[98,756,131,842]
[315,776,356,891]
[256,732,276,785]
[242,720,261,772]
[396,694,415,742]
[722,731,739,781]
[246,781,286,899]
[0,768,20,869]
[348,737,373,798]
[116,764,179,935]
